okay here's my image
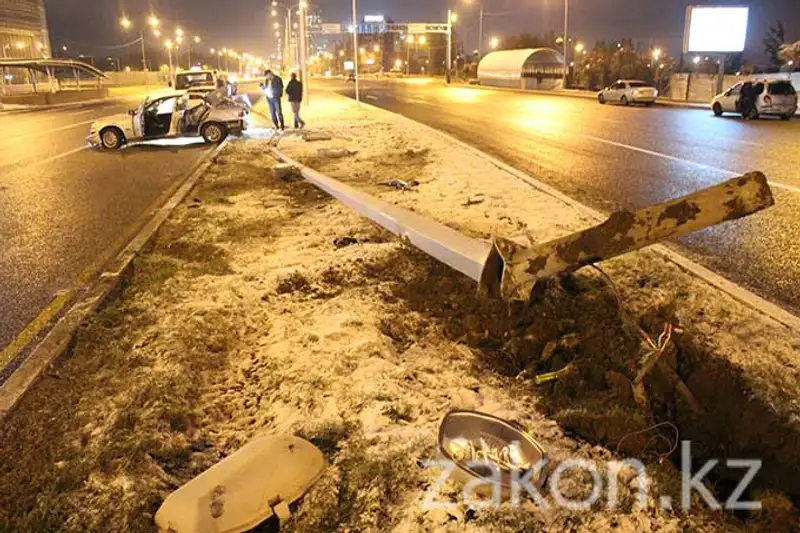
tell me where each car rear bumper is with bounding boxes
[632,95,657,103]
[759,105,798,116]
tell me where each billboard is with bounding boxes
[683,6,749,53]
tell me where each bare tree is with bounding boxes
[763,21,786,69]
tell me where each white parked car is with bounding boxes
[87,90,248,150]
[711,79,797,120]
[598,80,658,106]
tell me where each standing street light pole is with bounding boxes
[463,0,483,58]
[446,10,455,84]
[352,0,360,102]
[272,2,293,71]
[562,0,569,89]
[299,0,309,102]
[165,40,174,84]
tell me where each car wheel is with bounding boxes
[598,94,606,104]
[201,122,227,144]
[100,127,125,150]
[747,107,760,120]
[713,103,723,117]
[644,102,654,107]
[621,95,629,106]
[780,114,792,121]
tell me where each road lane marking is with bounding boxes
[0,146,88,176]
[0,119,98,145]
[0,290,74,371]
[365,94,378,100]
[581,134,800,194]
[64,109,98,118]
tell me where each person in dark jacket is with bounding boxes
[285,73,306,129]
[261,70,285,130]
[738,81,756,119]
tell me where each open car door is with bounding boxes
[131,102,146,139]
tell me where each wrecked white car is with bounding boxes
[87,90,248,150]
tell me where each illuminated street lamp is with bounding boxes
[120,15,155,71]
[574,42,584,53]
[652,47,662,61]
[693,55,701,65]
[490,36,500,50]
[373,44,380,52]
[175,27,184,38]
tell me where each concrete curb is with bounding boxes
[394,78,711,110]
[348,93,800,334]
[0,139,230,420]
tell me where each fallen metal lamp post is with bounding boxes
[480,172,774,300]
[271,149,775,301]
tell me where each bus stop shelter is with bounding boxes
[477,48,564,90]
[0,58,108,104]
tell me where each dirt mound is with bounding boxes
[366,246,800,518]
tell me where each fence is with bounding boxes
[101,71,168,87]
[667,72,800,103]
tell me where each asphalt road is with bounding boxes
[325,78,800,316]
[0,92,214,352]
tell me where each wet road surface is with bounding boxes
[325,78,800,316]
[0,93,212,351]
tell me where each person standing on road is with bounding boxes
[262,70,285,130]
[285,73,306,129]
[738,81,755,119]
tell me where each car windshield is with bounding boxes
[627,82,651,88]
[175,73,214,90]
[768,81,797,96]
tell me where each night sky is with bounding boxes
[46,0,799,63]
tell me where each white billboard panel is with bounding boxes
[684,6,749,53]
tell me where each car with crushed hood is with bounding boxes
[87,90,248,150]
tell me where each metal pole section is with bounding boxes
[285,12,291,69]
[1,46,6,96]
[140,31,147,71]
[478,4,484,58]
[446,9,452,84]
[272,148,491,282]
[299,2,308,103]
[562,0,569,88]
[188,44,192,69]
[168,47,174,84]
[406,38,411,75]
[352,0,359,102]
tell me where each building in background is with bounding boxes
[0,0,51,58]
